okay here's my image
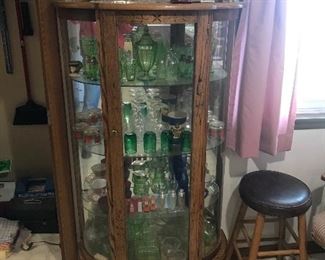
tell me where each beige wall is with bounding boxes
[0,0,52,178]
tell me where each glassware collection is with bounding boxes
[72,22,227,87]
[80,36,99,81]
[122,87,194,156]
[120,25,195,84]
[72,108,103,158]
[121,86,224,156]
[67,20,229,259]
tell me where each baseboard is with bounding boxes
[306,241,325,254]
[235,240,325,259]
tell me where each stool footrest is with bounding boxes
[243,218,279,224]
[237,237,279,244]
[257,249,300,257]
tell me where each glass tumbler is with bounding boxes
[143,131,156,155]
[181,129,191,153]
[124,132,137,155]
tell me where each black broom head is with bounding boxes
[13,100,48,125]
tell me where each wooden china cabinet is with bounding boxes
[36,1,242,259]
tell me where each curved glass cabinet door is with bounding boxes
[64,19,111,259]
[203,19,236,257]
[118,23,195,260]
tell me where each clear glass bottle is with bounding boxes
[159,191,167,210]
[165,48,179,81]
[177,189,186,209]
[168,190,177,210]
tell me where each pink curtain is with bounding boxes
[226,0,297,158]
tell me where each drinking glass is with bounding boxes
[124,132,137,155]
[143,131,156,154]
[126,59,136,81]
[160,236,182,260]
[181,129,191,153]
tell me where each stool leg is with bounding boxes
[225,202,247,260]
[298,214,308,260]
[277,217,285,260]
[248,213,265,260]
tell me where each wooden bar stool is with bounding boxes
[225,170,312,260]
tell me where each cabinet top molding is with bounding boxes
[54,1,243,11]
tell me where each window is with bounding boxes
[287,1,325,129]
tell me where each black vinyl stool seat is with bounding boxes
[226,170,312,260]
[239,170,312,218]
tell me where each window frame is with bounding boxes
[295,114,325,130]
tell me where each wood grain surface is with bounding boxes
[36,1,78,260]
[97,10,128,260]
[55,1,243,11]
[189,11,213,260]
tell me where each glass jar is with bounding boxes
[208,119,224,147]
[135,26,157,81]
[204,173,220,214]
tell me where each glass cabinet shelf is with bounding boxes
[79,139,223,158]
[70,67,227,88]
[79,143,105,157]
